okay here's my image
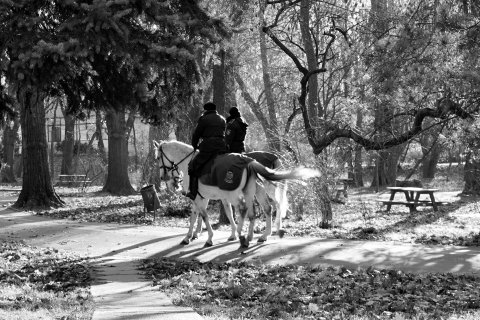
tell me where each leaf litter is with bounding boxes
[26,188,480,319]
[0,241,94,319]
[140,258,480,320]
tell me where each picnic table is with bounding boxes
[379,187,444,212]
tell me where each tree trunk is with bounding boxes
[353,145,364,187]
[353,102,364,187]
[103,108,135,195]
[300,0,320,123]
[14,153,22,178]
[463,151,480,195]
[1,119,19,183]
[315,175,332,228]
[259,0,280,151]
[299,0,332,225]
[212,52,226,115]
[14,87,64,208]
[224,52,237,111]
[49,104,57,177]
[61,112,75,174]
[369,0,399,189]
[95,110,106,161]
[371,146,403,188]
[419,127,443,180]
[212,50,230,225]
[422,141,441,179]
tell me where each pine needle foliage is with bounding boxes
[0,0,228,121]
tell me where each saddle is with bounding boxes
[199,153,254,190]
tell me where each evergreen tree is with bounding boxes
[0,0,228,206]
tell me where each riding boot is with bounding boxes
[185,175,198,200]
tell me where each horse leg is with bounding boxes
[195,198,213,247]
[221,200,237,241]
[200,210,214,247]
[245,190,257,244]
[275,182,288,238]
[274,202,286,238]
[236,198,249,248]
[239,179,257,248]
[181,205,198,245]
[247,215,255,242]
[255,182,272,243]
[192,214,203,240]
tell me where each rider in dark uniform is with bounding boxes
[185,102,227,200]
[225,107,248,153]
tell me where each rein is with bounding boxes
[157,145,195,182]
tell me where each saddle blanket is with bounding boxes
[200,153,254,191]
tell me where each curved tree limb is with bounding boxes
[285,98,302,134]
[263,26,308,74]
[312,98,473,154]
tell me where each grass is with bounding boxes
[0,241,94,320]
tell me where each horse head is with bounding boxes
[153,140,173,182]
[153,140,194,190]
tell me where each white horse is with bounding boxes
[154,140,319,248]
[190,150,289,238]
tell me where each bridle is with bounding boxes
[156,145,195,184]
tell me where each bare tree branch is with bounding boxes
[312,98,473,154]
[263,26,308,74]
[234,72,270,132]
[285,97,302,134]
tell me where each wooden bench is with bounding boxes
[55,174,91,187]
[379,187,443,212]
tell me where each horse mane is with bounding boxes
[162,139,194,158]
[164,139,192,148]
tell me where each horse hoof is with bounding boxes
[278,229,286,238]
[239,236,249,248]
[192,235,198,240]
[203,241,213,248]
[227,236,237,242]
[257,238,267,243]
[180,239,190,245]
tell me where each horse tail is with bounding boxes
[276,181,288,218]
[265,155,287,218]
[272,158,282,170]
[248,160,320,182]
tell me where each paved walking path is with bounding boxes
[2,193,480,319]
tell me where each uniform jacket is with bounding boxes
[191,110,227,154]
[225,116,248,153]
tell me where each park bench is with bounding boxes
[55,174,91,188]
